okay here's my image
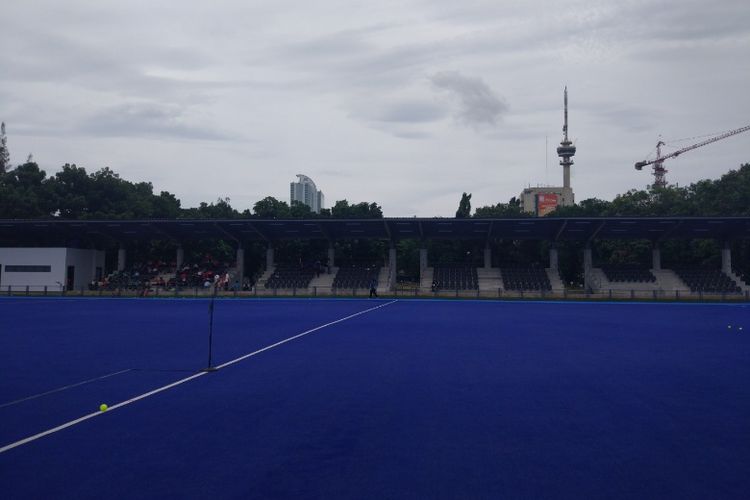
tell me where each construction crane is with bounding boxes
[635,124,750,188]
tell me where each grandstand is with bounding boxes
[0,217,748,300]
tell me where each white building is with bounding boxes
[519,186,574,216]
[290,174,324,214]
[0,247,105,292]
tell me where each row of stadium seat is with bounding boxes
[265,264,315,289]
[501,267,552,291]
[602,266,656,283]
[674,269,742,293]
[333,265,380,289]
[432,264,478,290]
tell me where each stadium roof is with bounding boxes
[0,217,749,246]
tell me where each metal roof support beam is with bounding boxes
[656,220,683,243]
[246,222,270,243]
[149,223,180,243]
[554,220,568,242]
[213,222,240,245]
[89,223,122,246]
[586,221,606,246]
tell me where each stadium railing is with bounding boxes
[4,283,750,302]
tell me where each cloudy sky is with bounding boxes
[2,0,749,216]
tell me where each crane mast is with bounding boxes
[635,124,750,188]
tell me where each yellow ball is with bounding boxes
[99,404,108,412]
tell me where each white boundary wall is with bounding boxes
[0,248,105,291]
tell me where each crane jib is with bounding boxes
[634,124,750,171]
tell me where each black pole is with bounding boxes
[204,289,218,372]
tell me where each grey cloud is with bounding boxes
[78,103,233,141]
[587,105,655,133]
[430,71,508,128]
[619,0,750,43]
[355,99,448,124]
[265,27,452,91]
[391,130,433,140]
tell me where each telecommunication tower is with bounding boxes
[556,86,576,189]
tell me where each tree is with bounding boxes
[290,200,314,218]
[253,196,290,218]
[0,159,53,218]
[183,197,238,219]
[455,192,472,218]
[474,197,527,218]
[0,122,9,174]
[547,198,611,217]
[330,200,383,218]
[49,164,92,219]
[152,191,181,218]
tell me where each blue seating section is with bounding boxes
[501,267,551,291]
[675,269,741,293]
[432,264,478,290]
[602,266,656,283]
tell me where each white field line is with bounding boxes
[0,369,132,409]
[0,300,397,454]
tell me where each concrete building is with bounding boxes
[519,186,574,216]
[290,174,324,214]
[0,247,105,291]
[520,87,576,216]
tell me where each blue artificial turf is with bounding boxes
[0,298,748,499]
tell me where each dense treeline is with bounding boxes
[0,161,383,220]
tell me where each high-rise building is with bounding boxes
[290,174,324,213]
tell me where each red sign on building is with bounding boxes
[536,193,559,216]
